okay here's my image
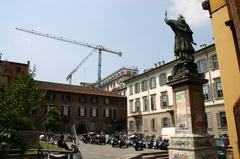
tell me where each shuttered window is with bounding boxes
[160,92,169,108]
[159,73,167,86]
[143,118,148,131]
[203,84,211,101]
[150,94,156,110]
[196,58,208,73]
[149,77,156,89]
[216,112,227,128]
[129,100,134,113]
[142,96,149,111]
[206,112,212,129]
[210,54,219,70]
[161,117,171,128]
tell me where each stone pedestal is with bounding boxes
[167,75,217,159]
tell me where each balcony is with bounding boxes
[130,110,142,118]
[166,105,174,113]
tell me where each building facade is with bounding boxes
[99,66,138,96]
[35,81,127,134]
[0,60,30,84]
[125,44,227,137]
[203,0,240,157]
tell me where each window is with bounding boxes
[206,112,212,129]
[141,80,148,91]
[91,108,97,117]
[142,96,148,111]
[91,96,98,104]
[129,100,134,113]
[196,58,208,73]
[135,98,141,112]
[161,117,170,128]
[159,73,167,86]
[210,54,219,70]
[160,92,169,108]
[0,63,8,73]
[15,66,21,74]
[134,82,140,94]
[104,108,110,117]
[62,94,70,103]
[47,92,55,103]
[79,95,87,103]
[90,122,96,131]
[105,98,110,105]
[151,118,157,131]
[149,77,156,89]
[47,104,55,112]
[217,112,227,128]
[203,84,211,101]
[79,107,86,117]
[150,94,156,110]
[129,121,135,131]
[143,118,148,131]
[214,80,223,99]
[136,119,141,131]
[129,85,133,95]
[62,105,69,116]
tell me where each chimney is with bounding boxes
[162,61,165,65]
[154,63,158,68]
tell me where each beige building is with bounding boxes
[125,44,227,137]
[100,66,138,96]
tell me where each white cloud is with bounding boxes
[168,0,210,27]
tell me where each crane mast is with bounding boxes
[16,27,122,86]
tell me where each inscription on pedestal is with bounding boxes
[176,90,191,133]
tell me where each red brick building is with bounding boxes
[0,60,29,84]
[35,81,127,134]
[0,59,127,134]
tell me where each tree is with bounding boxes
[43,108,62,132]
[0,71,45,157]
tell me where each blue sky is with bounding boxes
[0,0,213,85]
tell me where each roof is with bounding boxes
[124,43,215,83]
[35,80,126,98]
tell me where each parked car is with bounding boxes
[215,137,229,159]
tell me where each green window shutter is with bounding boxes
[209,55,214,70]
[167,118,171,127]
[85,108,87,116]
[208,84,212,100]
[216,112,221,128]
[212,83,217,99]
[206,112,212,129]
[161,118,164,128]
[160,95,163,108]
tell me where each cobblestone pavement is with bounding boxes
[77,141,166,159]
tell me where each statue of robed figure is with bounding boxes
[164,11,202,80]
[164,11,196,62]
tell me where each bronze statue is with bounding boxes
[164,11,196,62]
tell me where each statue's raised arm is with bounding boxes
[164,14,196,62]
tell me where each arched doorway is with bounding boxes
[76,123,87,134]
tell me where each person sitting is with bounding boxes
[57,135,70,150]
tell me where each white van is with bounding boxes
[161,127,175,139]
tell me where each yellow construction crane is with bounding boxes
[16,27,122,86]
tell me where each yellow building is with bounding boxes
[203,0,240,158]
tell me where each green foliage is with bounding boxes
[43,108,62,132]
[0,71,45,157]
[39,141,64,150]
